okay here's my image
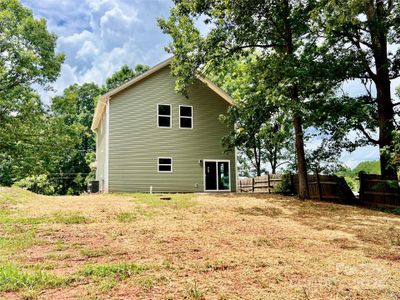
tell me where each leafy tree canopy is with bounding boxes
[103,64,150,93]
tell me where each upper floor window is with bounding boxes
[157,104,171,128]
[179,105,193,129]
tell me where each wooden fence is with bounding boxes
[239,174,283,193]
[292,174,356,204]
[240,173,355,204]
[239,172,400,208]
[359,172,400,208]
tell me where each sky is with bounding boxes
[21,0,399,169]
[22,0,173,98]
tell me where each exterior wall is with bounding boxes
[95,111,107,191]
[107,66,236,192]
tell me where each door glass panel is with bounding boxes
[218,162,230,190]
[205,162,217,190]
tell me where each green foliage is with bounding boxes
[0,0,65,186]
[0,0,64,92]
[50,83,102,195]
[353,161,381,175]
[336,160,381,191]
[103,64,149,93]
[337,161,381,178]
[343,176,358,192]
[214,56,294,175]
[274,174,293,195]
[13,175,55,195]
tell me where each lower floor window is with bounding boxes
[158,157,172,172]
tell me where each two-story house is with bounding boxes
[91,57,237,193]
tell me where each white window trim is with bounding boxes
[157,157,173,173]
[179,105,193,129]
[203,159,231,192]
[157,104,172,128]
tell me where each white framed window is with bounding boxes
[157,104,172,128]
[179,105,193,129]
[158,157,173,173]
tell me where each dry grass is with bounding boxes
[0,187,399,299]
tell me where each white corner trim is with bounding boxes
[104,99,109,193]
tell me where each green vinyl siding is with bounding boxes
[107,66,236,193]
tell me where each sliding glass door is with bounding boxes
[204,160,230,191]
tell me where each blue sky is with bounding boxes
[22,0,399,169]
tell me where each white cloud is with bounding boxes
[22,0,172,101]
[76,41,100,60]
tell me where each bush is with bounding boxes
[274,174,293,195]
[13,175,55,195]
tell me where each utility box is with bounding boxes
[88,180,100,193]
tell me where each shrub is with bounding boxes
[13,175,55,195]
[274,174,293,195]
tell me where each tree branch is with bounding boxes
[340,27,377,81]
[356,125,379,144]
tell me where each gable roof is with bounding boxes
[91,57,234,130]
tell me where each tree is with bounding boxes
[51,83,101,194]
[0,0,64,93]
[0,0,64,186]
[214,56,293,175]
[103,64,150,93]
[159,0,339,199]
[320,0,400,178]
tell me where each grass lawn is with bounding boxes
[0,187,399,299]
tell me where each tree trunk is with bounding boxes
[293,107,309,199]
[271,165,276,174]
[367,0,397,179]
[253,144,262,176]
[283,0,310,199]
[376,80,396,178]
